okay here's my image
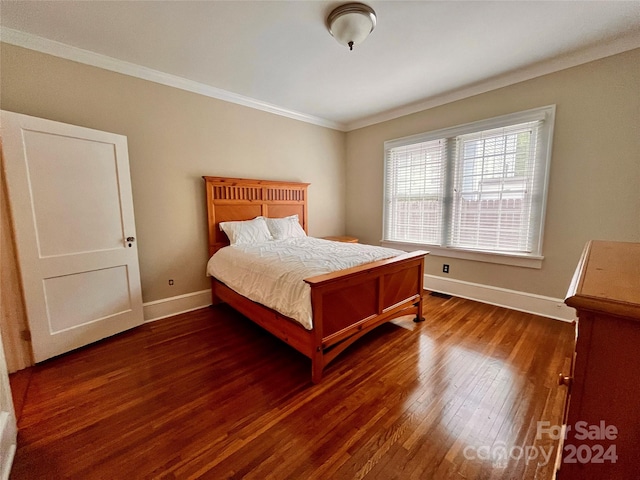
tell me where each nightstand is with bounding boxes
[322,235,359,243]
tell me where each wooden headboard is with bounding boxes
[203,176,310,257]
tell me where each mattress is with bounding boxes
[206,237,404,329]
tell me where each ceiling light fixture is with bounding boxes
[327,2,377,51]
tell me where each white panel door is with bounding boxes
[1,110,144,362]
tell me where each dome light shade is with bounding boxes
[327,3,377,51]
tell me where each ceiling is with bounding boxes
[1,1,639,131]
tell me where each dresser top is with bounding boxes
[565,240,640,320]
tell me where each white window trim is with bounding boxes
[382,105,555,268]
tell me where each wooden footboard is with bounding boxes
[211,250,427,383]
[305,250,426,383]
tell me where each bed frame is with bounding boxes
[204,176,427,383]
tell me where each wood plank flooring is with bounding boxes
[9,293,575,479]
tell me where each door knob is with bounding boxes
[126,236,135,247]
[558,374,573,387]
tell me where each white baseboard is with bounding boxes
[143,289,212,323]
[423,274,576,322]
[142,279,575,324]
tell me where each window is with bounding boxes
[383,106,555,268]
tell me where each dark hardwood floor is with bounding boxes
[9,293,575,479]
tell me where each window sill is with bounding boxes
[381,241,544,269]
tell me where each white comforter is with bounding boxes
[206,237,404,330]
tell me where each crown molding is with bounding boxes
[2,26,638,134]
[345,33,640,131]
[0,27,347,132]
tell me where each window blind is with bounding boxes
[449,121,542,253]
[384,139,446,245]
[382,106,554,259]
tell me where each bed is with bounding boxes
[204,176,428,383]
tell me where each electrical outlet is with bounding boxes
[168,279,174,286]
[443,264,449,274]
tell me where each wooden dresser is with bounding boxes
[559,240,640,479]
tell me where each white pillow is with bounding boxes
[265,215,307,240]
[219,217,273,245]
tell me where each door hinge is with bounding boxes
[21,329,32,341]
